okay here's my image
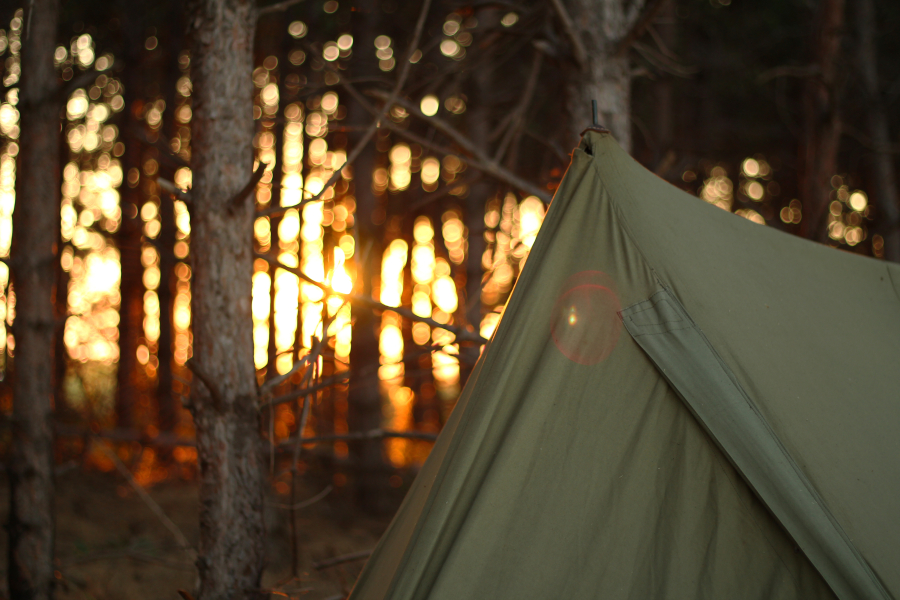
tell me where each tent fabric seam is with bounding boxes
[579,133,888,600]
[618,280,891,600]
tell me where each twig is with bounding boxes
[313,549,373,571]
[548,0,587,68]
[101,446,197,563]
[263,371,351,409]
[493,48,544,164]
[254,252,487,344]
[258,0,305,17]
[366,90,551,203]
[258,0,433,220]
[614,0,670,58]
[270,484,334,510]
[278,428,438,449]
[158,178,193,204]
[127,125,190,169]
[408,174,483,212]
[54,423,197,448]
[228,161,267,214]
[61,548,194,571]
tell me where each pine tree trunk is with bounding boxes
[562,0,644,153]
[188,1,266,598]
[115,0,148,430]
[347,0,388,514]
[799,0,845,241]
[157,19,186,437]
[856,0,900,262]
[8,2,60,598]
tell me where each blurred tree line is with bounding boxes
[1,0,898,598]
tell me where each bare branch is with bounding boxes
[408,174,483,212]
[270,484,334,510]
[186,359,224,408]
[548,0,587,68]
[254,252,488,344]
[257,0,305,17]
[313,550,373,571]
[102,445,197,563]
[615,0,670,58]
[258,0,433,220]
[279,428,439,450]
[494,48,544,164]
[366,90,552,203]
[263,371,351,409]
[158,178,193,204]
[228,161,267,214]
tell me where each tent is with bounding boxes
[349,131,900,600]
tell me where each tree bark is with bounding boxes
[115,0,149,430]
[347,0,389,514]
[799,0,846,241]
[9,1,60,598]
[461,7,500,380]
[856,0,900,261]
[188,1,266,598]
[562,0,645,153]
[157,15,186,437]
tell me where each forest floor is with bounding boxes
[0,467,394,600]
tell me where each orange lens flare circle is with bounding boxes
[550,271,622,365]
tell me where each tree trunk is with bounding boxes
[115,0,149,430]
[157,18,186,437]
[799,0,845,241]
[562,0,644,153]
[856,0,900,262]
[8,2,60,598]
[462,7,500,380]
[188,1,266,598]
[347,0,389,514]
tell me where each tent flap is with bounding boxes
[621,288,892,600]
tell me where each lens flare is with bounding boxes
[550,271,621,365]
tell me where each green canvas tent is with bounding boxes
[349,131,900,600]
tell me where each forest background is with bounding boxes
[0,0,898,598]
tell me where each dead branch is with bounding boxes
[263,371,351,409]
[313,549,373,571]
[258,0,433,220]
[228,161,267,214]
[54,423,197,447]
[254,252,488,344]
[101,445,197,563]
[614,0,670,58]
[257,0,305,17]
[270,484,334,510]
[494,48,544,164]
[366,90,552,203]
[186,359,224,408]
[127,125,190,169]
[278,428,438,449]
[408,174,483,212]
[157,178,193,204]
[548,0,587,68]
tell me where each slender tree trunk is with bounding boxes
[562,0,645,153]
[157,18,186,437]
[462,7,500,380]
[857,0,900,261]
[115,0,149,430]
[8,2,60,598]
[799,0,845,241]
[347,0,388,514]
[188,1,266,598]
